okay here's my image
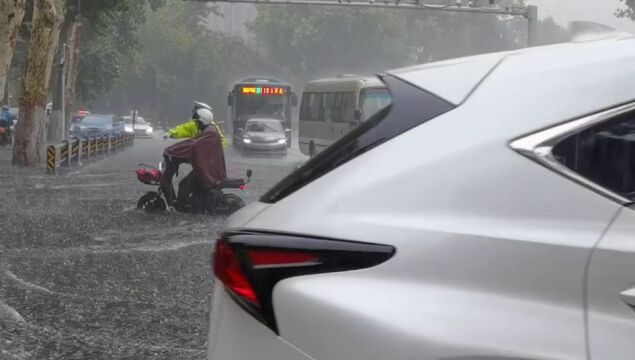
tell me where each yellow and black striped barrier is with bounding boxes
[46,133,134,174]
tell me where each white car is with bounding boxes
[123,116,153,137]
[208,35,635,360]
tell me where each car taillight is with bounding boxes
[214,240,259,305]
[212,231,395,333]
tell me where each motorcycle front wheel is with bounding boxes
[137,192,166,213]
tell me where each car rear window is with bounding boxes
[261,75,455,203]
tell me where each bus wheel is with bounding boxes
[309,142,316,158]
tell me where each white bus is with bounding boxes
[299,75,391,157]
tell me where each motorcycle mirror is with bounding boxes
[158,162,164,172]
[246,169,253,178]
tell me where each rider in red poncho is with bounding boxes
[161,107,226,211]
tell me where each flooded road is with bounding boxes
[0,135,305,359]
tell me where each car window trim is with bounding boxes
[261,75,456,203]
[510,101,635,206]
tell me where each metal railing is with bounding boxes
[46,133,134,173]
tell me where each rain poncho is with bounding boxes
[168,119,228,148]
[164,126,227,187]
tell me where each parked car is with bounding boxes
[71,114,124,138]
[123,116,154,137]
[208,36,635,360]
[8,107,18,133]
[234,118,290,155]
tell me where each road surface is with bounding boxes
[0,135,306,360]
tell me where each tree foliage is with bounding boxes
[248,5,530,85]
[76,0,166,102]
[616,0,635,20]
[91,0,262,127]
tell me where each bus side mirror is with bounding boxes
[227,92,234,107]
[291,93,298,107]
[354,109,362,120]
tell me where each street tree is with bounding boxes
[93,0,261,127]
[13,0,65,166]
[0,0,26,104]
[617,0,635,20]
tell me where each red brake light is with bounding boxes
[249,249,319,268]
[212,233,395,334]
[214,239,259,305]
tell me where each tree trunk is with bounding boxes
[47,47,64,143]
[65,20,80,118]
[47,18,76,144]
[0,0,26,104]
[12,0,65,166]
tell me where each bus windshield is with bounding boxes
[361,88,391,121]
[246,119,283,133]
[236,93,288,121]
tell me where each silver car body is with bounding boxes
[123,116,153,137]
[240,118,288,153]
[209,36,635,360]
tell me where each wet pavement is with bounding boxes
[0,135,306,359]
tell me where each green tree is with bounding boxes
[616,0,635,20]
[247,5,531,86]
[249,6,419,83]
[93,0,262,128]
[75,0,166,103]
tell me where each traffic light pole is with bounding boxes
[187,0,538,46]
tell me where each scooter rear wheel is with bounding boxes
[137,192,166,213]
[222,193,245,215]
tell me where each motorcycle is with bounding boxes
[135,161,252,215]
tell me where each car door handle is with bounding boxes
[619,287,635,307]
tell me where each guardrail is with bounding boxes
[47,133,134,173]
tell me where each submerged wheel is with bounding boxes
[137,192,166,213]
[221,193,245,215]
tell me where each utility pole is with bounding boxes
[131,109,137,132]
[61,43,67,139]
[185,0,537,46]
[526,5,538,47]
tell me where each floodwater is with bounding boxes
[0,134,305,359]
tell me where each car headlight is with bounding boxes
[243,138,252,144]
[146,127,153,134]
[125,126,133,133]
[277,138,287,145]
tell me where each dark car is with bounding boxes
[71,114,124,138]
[235,118,290,156]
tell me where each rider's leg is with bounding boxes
[160,157,179,207]
[176,170,196,212]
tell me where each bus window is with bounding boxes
[301,93,322,121]
[338,92,355,123]
[322,93,336,122]
[236,93,288,121]
[361,88,391,121]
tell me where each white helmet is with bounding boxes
[194,108,214,126]
[193,101,212,112]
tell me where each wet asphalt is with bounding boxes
[0,134,306,359]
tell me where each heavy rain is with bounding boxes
[0,0,633,359]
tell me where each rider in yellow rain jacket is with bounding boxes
[167,102,228,148]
